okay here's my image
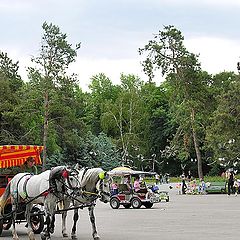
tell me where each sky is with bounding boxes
[1,0,240,91]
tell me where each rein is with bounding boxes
[82,190,98,196]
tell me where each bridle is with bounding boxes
[97,177,111,203]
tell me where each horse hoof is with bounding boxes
[94,236,100,240]
[63,233,68,238]
[40,232,50,240]
[40,233,46,240]
[71,235,77,239]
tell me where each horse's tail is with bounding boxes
[0,182,11,215]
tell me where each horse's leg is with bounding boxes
[11,201,19,240]
[40,211,51,240]
[88,205,100,240]
[49,214,55,234]
[71,205,79,240]
[26,203,36,240]
[41,195,56,240]
[62,199,70,238]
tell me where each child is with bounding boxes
[233,179,239,196]
[111,181,118,195]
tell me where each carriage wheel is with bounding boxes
[131,197,142,209]
[2,219,12,230]
[2,204,12,230]
[0,219,3,236]
[30,206,44,234]
[110,197,120,209]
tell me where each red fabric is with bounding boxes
[0,145,43,168]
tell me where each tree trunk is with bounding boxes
[42,91,49,171]
[191,108,203,180]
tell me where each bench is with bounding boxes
[206,182,226,194]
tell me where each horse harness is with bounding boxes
[77,168,110,203]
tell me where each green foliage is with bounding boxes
[139,25,214,179]
[0,23,239,178]
[87,73,120,135]
[206,76,240,169]
[0,52,24,144]
[100,74,150,165]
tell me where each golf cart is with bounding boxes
[108,167,169,209]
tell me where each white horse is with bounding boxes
[0,166,72,240]
[61,167,111,240]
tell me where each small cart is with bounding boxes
[108,167,169,209]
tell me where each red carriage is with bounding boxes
[0,145,45,235]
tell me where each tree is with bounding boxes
[140,82,178,174]
[139,25,211,179]
[29,22,80,170]
[101,74,149,167]
[0,51,24,144]
[206,75,240,170]
[87,73,120,135]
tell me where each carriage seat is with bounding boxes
[118,184,131,194]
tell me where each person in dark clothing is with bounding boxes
[227,170,234,195]
[181,173,187,194]
[187,170,192,181]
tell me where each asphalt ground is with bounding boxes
[1,184,239,240]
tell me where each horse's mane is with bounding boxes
[79,168,103,188]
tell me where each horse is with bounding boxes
[0,166,72,240]
[61,167,111,240]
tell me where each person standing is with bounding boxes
[227,170,234,195]
[181,173,187,194]
[187,170,192,182]
[155,174,160,185]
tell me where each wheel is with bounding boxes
[0,219,3,236]
[30,206,44,234]
[166,196,170,202]
[123,203,131,209]
[131,198,142,209]
[110,198,120,209]
[3,219,11,230]
[144,202,153,208]
[3,204,12,230]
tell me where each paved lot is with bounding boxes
[1,185,240,240]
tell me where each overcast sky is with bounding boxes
[1,0,240,91]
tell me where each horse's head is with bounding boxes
[49,166,81,196]
[97,171,111,203]
[70,167,111,203]
[64,167,81,195]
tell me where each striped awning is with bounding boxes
[0,145,43,168]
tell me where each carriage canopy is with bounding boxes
[0,145,43,168]
[108,166,156,176]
